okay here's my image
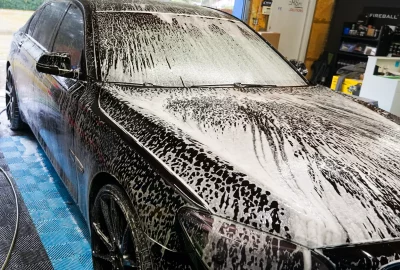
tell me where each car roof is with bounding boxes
[82,0,233,19]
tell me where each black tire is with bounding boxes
[5,67,24,130]
[90,184,152,270]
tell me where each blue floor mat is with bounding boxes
[0,135,93,270]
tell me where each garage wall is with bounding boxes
[247,0,268,31]
[304,0,335,79]
[325,0,400,53]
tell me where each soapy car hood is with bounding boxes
[98,84,400,249]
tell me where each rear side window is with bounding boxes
[52,4,84,69]
[32,2,69,50]
[27,9,43,36]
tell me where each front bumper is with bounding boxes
[321,240,400,270]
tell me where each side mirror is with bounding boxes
[36,52,82,79]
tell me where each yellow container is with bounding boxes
[331,76,363,95]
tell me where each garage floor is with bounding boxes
[0,143,53,269]
[0,88,93,270]
[0,10,93,269]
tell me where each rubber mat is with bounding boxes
[0,151,53,270]
[0,134,93,270]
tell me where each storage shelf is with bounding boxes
[338,51,369,58]
[341,35,379,42]
[329,23,392,88]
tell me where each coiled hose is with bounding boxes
[0,105,19,270]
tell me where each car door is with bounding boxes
[11,7,44,125]
[32,2,85,202]
[21,1,69,134]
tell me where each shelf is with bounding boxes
[341,35,379,42]
[338,51,369,58]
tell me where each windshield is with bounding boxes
[96,12,307,87]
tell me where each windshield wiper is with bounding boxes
[237,83,278,88]
[105,81,167,88]
[190,83,277,88]
[105,81,278,89]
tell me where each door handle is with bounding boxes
[69,149,76,163]
[18,41,23,48]
[69,149,84,173]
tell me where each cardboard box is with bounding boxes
[331,76,363,95]
[258,32,280,49]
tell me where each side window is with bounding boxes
[32,2,69,50]
[53,4,84,69]
[27,9,43,37]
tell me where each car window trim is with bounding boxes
[27,2,51,37]
[51,2,73,52]
[50,2,87,86]
[26,35,48,52]
[25,6,45,35]
[46,2,71,52]
[30,1,70,51]
[23,5,53,52]
[51,3,86,62]
[92,12,100,80]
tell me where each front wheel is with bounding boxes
[5,67,24,130]
[90,184,151,270]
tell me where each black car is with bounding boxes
[5,0,400,269]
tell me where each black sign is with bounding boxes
[262,0,272,7]
[363,7,400,26]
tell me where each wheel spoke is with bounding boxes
[6,77,13,95]
[122,255,137,268]
[10,99,14,115]
[5,76,13,119]
[92,250,114,262]
[92,222,113,251]
[120,224,138,268]
[110,199,119,240]
[6,79,12,92]
[101,198,116,245]
[110,199,125,248]
[6,105,11,119]
[120,224,131,255]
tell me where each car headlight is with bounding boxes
[178,207,335,270]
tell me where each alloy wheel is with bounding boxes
[5,68,24,130]
[91,185,140,270]
[5,70,15,120]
